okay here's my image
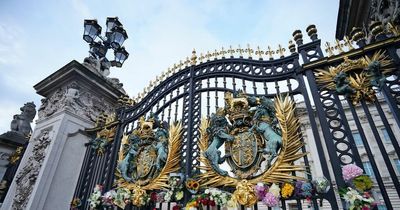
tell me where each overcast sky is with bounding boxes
[0,0,339,133]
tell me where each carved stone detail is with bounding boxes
[12,129,52,210]
[38,82,113,122]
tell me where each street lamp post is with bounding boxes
[82,17,129,76]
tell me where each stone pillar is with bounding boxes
[1,60,125,210]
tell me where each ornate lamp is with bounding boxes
[105,17,122,38]
[109,26,128,50]
[82,17,129,74]
[83,19,102,43]
[113,47,129,67]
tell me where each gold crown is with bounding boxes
[137,116,155,139]
[229,97,249,120]
[329,56,368,73]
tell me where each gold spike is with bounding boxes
[205,51,212,61]
[236,44,244,57]
[179,60,184,70]
[334,39,344,53]
[199,53,205,63]
[212,49,219,60]
[213,49,219,60]
[220,47,227,58]
[191,49,197,65]
[325,42,334,57]
[266,46,275,60]
[276,44,286,58]
[184,56,190,67]
[255,46,264,59]
[227,45,235,57]
[245,44,254,58]
[343,36,354,50]
[172,63,177,73]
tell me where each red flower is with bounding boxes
[150,192,158,201]
[172,205,181,210]
[209,200,216,206]
[201,199,209,205]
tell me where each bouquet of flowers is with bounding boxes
[88,185,103,209]
[339,164,376,210]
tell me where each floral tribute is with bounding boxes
[87,177,332,209]
[87,176,184,209]
[249,179,330,208]
[339,164,376,210]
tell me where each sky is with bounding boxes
[0,0,339,133]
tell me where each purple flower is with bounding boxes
[254,184,268,200]
[262,192,279,207]
[294,181,303,197]
[342,164,363,181]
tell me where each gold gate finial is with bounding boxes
[206,51,212,61]
[228,45,235,57]
[191,49,197,65]
[276,44,286,58]
[245,44,254,58]
[266,46,275,60]
[334,39,344,53]
[343,36,354,50]
[236,44,244,57]
[325,42,334,57]
[255,46,264,59]
[213,49,219,60]
[220,46,227,58]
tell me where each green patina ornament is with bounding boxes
[367,60,386,89]
[204,110,234,176]
[250,96,282,168]
[334,71,355,97]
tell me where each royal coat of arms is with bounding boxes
[116,115,182,188]
[204,91,282,179]
[199,92,306,189]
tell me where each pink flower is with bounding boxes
[342,164,363,181]
[262,192,279,207]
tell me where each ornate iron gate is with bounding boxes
[73,23,400,210]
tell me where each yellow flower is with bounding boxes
[175,191,184,201]
[281,183,295,199]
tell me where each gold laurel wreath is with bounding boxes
[197,96,307,187]
[315,50,395,90]
[116,122,183,190]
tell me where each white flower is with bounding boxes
[257,182,264,187]
[164,191,173,202]
[205,189,210,194]
[343,188,363,203]
[269,183,281,197]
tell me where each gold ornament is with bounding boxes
[131,185,147,206]
[233,180,257,207]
